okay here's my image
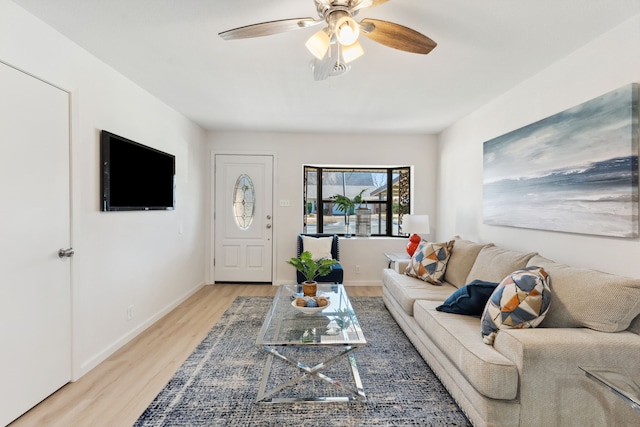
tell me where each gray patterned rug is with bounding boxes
[134,296,470,426]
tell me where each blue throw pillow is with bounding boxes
[436,280,499,315]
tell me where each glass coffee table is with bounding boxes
[255,284,367,403]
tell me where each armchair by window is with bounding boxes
[296,233,344,284]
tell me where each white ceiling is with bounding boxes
[13,0,640,134]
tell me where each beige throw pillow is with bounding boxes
[466,246,537,284]
[444,238,494,288]
[527,255,640,332]
[301,236,333,261]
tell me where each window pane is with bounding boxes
[322,201,349,235]
[322,169,387,203]
[232,174,255,230]
[303,167,317,234]
[321,170,345,203]
[366,171,389,202]
[369,203,387,235]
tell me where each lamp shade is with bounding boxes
[305,29,331,60]
[402,214,430,235]
[341,40,364,63]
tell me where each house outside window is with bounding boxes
[303,166,411,237]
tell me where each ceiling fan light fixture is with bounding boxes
[334,15,359,45]
[305,28,331,59]
[341,40,364,63]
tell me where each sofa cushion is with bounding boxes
[481,266,552,345]
[382,269,457,316]
[628,314,640,335]
[414,300,519,400]
[405,240,455,285]
[466,246,537,284]
[436,280,499,315]
[444,238,494,288]
[528,255,640,332]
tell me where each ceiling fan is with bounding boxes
[218,0,437,81]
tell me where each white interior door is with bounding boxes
[0,63,71,425]
[214,154,273,282]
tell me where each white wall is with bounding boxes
[1,0,207,379]
[208,132,438,285]
[437,14,640,278]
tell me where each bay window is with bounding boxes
[303,166,411,237]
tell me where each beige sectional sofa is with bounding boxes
[382,237,640,427]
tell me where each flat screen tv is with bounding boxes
[100,130,175,211]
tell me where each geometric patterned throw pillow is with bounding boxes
[405,240,455,285]
[481,266,552,345]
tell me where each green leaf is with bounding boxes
[287,250,338,282]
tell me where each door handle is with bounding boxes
[266,224,272,229]
[58,248,74,258]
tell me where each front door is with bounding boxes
[214,154,273,282]
[0,63,72,425]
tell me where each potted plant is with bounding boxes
[331,189,366,237]
[287,251,338,296]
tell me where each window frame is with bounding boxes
[303,165,411,237]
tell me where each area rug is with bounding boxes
[134,296,470,426]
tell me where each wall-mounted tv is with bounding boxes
[100,130,175,211]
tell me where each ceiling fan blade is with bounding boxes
[351,0,390,13]
[359,18,436,54]
[219,18,322,40]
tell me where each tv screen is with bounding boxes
[100,130,175,211]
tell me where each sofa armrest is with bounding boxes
[495,328,640,373]
[494,328,640,424]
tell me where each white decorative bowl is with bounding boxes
[291,298,329,314]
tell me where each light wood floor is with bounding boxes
[9,284,382,427]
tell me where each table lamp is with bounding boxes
[402,214,430,256]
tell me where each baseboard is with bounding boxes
[74,281,206,380]
[342,280,383,287]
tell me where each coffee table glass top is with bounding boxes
[256,284,366,346]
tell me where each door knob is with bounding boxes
[266,215,272,220]
[58,248,74,258]
[266,224,272,229]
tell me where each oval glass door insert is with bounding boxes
[233,174,255,230]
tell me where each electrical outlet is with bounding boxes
[127,305,134,321]
[355,265,361,274]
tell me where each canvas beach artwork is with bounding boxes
[483,83,639,238]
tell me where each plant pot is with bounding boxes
[302,281,317,297]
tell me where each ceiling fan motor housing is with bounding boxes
[316,0,360,19]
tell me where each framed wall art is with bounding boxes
[483,83,638,238]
